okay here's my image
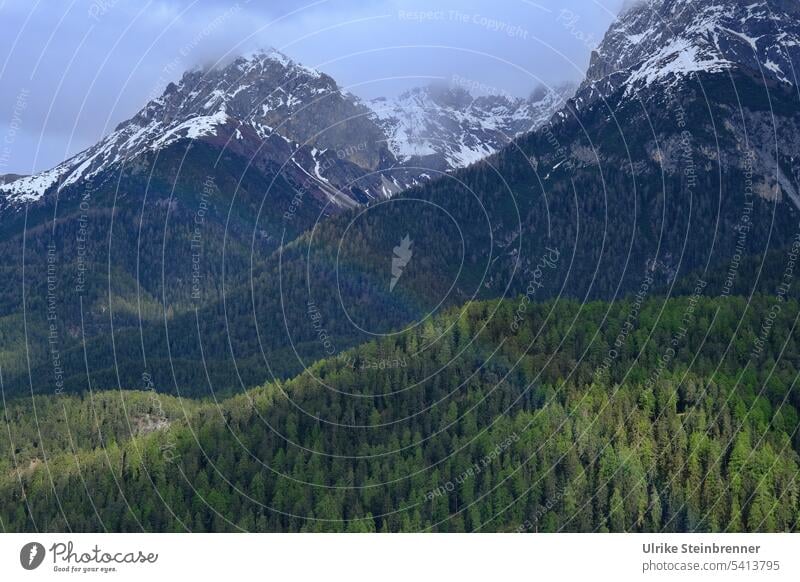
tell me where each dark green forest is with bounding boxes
[2,294,799,532]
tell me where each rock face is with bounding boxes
[552,0,800,214]
[576,0,800,106]
[368,83,573,172]
[0,49,569,214]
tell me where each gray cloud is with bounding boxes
[0,0,624,174]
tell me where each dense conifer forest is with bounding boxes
[2,295,798,532]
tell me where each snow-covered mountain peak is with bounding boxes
[0,49,572,209]
[236,48,323,78]
[0,48,364,207]
[368,82,573,169]
[577,0,800,107]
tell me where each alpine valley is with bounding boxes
[2,0,800,533]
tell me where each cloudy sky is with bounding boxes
[0,0,626,175]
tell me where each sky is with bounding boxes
[0,0,626,175]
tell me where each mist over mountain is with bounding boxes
[0,49,569,215]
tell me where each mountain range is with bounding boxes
[1,0,800,533]
[0,49,570,214]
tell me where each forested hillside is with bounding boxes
[2,294,798,532]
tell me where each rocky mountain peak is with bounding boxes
[0,48,571,210]
[578,0,800,107]
[368,82,573,169]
